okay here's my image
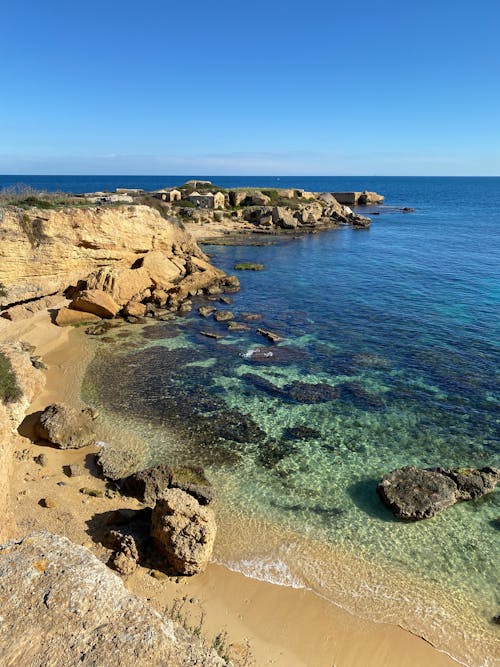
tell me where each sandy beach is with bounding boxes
[0,307,464,667]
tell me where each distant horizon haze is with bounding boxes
[2,0,499,176]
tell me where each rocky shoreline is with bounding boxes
[0,188,494,666]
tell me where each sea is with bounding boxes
[3,175,499,665]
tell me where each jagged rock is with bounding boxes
[121,464,173,504]
[108,530,140,575]
[35,403,95,449]
[377,466,500,520]
[214,310,234,322]
[86,266,153,306]
[170,466,214,506]
[54,307,101,326]
[96,443,145,480]
[124,300,147,318]
[246,191,271,206]
[66,463,84,477]
[222,275,240,292]
[435,466,500,501]
[151,488,216,575]
[70,289,120,318]
[256,328,283,343]
[142,250,183,287]
[198,305,216,317]
[0,531,224,665]
[229,190,247,207]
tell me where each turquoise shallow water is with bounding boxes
[80,177,500,665]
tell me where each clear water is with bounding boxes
[64,175,499,665]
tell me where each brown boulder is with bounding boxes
[35,403,95,449]
[55,307,101,327]
[151,488,216,575]
[86,267,152,306]
[70,289,120,318]
[123,301,147,318]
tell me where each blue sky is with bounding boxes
[1,0,499,175]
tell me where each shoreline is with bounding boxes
[2,309,465,667]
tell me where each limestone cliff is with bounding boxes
[0,204,205,307]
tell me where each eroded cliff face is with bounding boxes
[0,204,205,307]
[0,344,45,541]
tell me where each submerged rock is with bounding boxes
[151,488,216,575]
[377,466,500,520]
[285,381,339,403]
[35,403,95,449]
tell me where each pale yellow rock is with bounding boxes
[142,250,183,287]
[124,301,147,317]
[86,266,152,306]
[70,289,120,318]
[0,205,204,308]
[55,307,101,327]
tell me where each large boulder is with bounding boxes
[151,489,216,575]
[86,267,153,306]
[0,531,224,666]
[54,307,101,327]
[35,403,95,449]
[377,466,499,520]
[121,464,173,504]
[70,289,120,318]
[246,191,271,206]
[142,250,183,287]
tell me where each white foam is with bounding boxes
[241,348,274,359]
[219,554,305,589]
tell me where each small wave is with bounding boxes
[241,348,274,359]
[220,554,305,589]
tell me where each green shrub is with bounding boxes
[0,352,22,403]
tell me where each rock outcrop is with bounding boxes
[70,289,121,318]
[35,402,96,449]
[121,464,214,506]
[377,466,500,520]
[0,204,205,308]
[151,489,216,575]
[0,531,224,666]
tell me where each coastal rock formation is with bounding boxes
[70,289,120,318]
[0,531,224,666]
[151,488,216,575]
[121,463,174,505]
[0,343,45,540]
[35,402,95,449]
[54,307,101,326]
[377,466,500,520]
[0,204,205,308]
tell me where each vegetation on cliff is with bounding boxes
[0,352,22,403]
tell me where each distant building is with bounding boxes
[188,191,225,209]
[155,189,182,202]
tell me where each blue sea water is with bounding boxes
[17,175,498,664]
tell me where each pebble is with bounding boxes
[66,464,84,477]
[41,497,57,508]
[34,454,48,467]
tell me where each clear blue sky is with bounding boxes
[1,0,499,175]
